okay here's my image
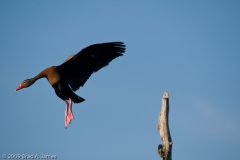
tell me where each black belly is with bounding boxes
[52,81,85,103]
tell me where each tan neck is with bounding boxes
[32,68,48,82]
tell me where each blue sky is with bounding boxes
[1,1,240,159]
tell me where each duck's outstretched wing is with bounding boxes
[57,42,126,91]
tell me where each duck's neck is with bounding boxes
[32,68,48,82]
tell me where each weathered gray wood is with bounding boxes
[157,91,172,160]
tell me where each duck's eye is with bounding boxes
[23,81,26,84]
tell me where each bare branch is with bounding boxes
[157,91,172,160]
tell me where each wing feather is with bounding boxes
[57,42,126,91]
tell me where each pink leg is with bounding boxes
[64,100,71,128]
[68,98,74,121]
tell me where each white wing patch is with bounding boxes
[64,54,76,63]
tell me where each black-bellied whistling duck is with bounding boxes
[15,42,126,128]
